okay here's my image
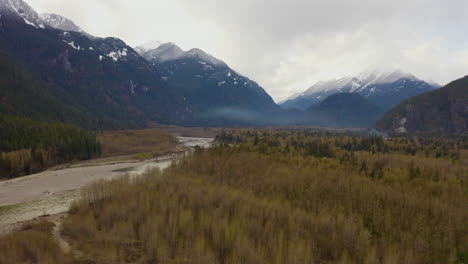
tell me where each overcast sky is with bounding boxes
[28,0,468,102]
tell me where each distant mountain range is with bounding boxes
[0,0,465,131]
[136,42,280,126]
[281,70,439,111]
[0,0,278,127]
[377,76,468,134]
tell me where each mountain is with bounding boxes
[0,52,94,126]
[137,42,281,126]
[307,93,385,128]
[281,70,439,111]
[0,0,284,127]
[40,13,85,34]
[377,76,468,134]
[0,1,196,128]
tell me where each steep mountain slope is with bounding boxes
[281,70,439,111]
[0,53,91,126]
[0,0,193,127]
[138,42,281,126]
[308,93,385,128]
[377,76,468,134]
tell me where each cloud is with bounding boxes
[27,0,468,101]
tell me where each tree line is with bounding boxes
[0,114,101,178]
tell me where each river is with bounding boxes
[0,137,213,233]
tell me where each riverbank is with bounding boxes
[0,137,213,233]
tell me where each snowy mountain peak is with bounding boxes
[304,70,420,95]
[281,69,439,111]
[134,40,164,54]
[138,42,185,63]
[40,13,83,33]
[137,41,227,67]
[0,0,44,28]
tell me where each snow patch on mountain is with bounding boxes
[63,40,83,51]
[107,48,128,62]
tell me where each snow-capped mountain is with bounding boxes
[135,42,226,66]
[40,13,83,33]
[0,0,44,28]
[281,70,439,111]
[0,0,280,127]
[136,41,280,125]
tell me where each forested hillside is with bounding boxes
[377,76,468,134]
[307,93,385,127]
[0,53,93,127]
[0,114,100,178]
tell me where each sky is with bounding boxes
[28,0,468,102]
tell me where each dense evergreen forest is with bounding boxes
[0,53,96,128]
[0,53,102,178]
[0,114,101,178]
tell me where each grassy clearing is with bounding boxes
[59,130,467,264]
[97,129,178,159]
[153,125,221,138]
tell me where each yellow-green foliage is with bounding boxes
[62,130,468,264]
[0,221,71,264]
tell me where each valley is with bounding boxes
[0,0,467,263]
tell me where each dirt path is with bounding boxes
[0,137,213,233]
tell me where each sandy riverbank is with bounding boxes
[0,137,213,233]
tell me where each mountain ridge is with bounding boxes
[281,70,439,111]
[135,41,227,66]
[0,3,282,127]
